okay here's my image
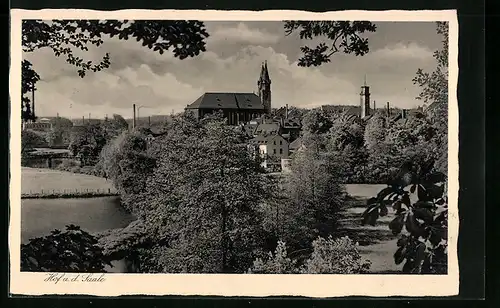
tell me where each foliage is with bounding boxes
[21,60,40,122]
[21,129,47,153]
[248,241,297,274]
[412,22,448,174]
[21,224,110,272]
[46,117,73,147]
[301,236,371,274]
[248,236,371,274]
[362,160,448,274]
[301,108,332,135]
[96,130,156,198]
[69,117,129,166]
[69,124,108,166]
[364,114,387,154]
[277,147,346,251]
[132,113,273,273]
[21,20,210,121]
[284,21,377,67]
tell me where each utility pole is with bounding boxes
[132,104,136,129]
[31,85,35,122]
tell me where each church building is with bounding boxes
[185,62,272,125]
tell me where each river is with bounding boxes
[21,196,136,273]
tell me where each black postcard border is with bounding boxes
[5,0,487,305]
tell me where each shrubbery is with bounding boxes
[248,236,370,274]
[21,225,110,272]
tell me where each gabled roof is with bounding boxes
[186,92,265,110]
[254,122,280,136]
[250,134,287,145]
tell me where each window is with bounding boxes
[280,140,282,145]
[274,141,276,145]
[280,149,283,154]
[273,149,276,154]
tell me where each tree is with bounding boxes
[284,21,377,67]
[21,20,210,121]
[129,113,273,273]
[21,129,46,154]
[278,147,346,252]
[362,159,448,274]
[96,130,156,197]
[412,22,448,174]
[69,123,108,165]
[364,115,387,154]
[46,117,73,147]
[21,225,110,272]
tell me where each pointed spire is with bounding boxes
[264,60,270,80]
[363,74,367,86]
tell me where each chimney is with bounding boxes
[133,104,136,129]
[373,100,376,111]
[401,109,407,119]
[386,102,390,118]
[285,104,289,119]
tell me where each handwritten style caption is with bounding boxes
[44,273,106,284]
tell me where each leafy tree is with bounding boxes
[130,113,273,273]
[69,123,108,165]
[327,116,368,183]
[96,130,156,198]
[364,114,387,154]
[278,147,346,252]
[21,60,39,122]
[46,117,73,147]
[284,21,377,67]
[21,20,210,121]
[21,225,110,272]
[362,160,448,274]
[21,129,46,154]
[412,22,448,174]
[302,108,332,135]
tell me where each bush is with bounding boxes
[248,236,371,274]
[21,225,110,272]
[248,241,297,274]
[301,236,371,274]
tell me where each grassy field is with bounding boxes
[21,167,116,195]
[341,184,403,273]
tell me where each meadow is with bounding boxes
[21,167,116,195]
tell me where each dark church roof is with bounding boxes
[186,92,265,110]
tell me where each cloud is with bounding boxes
[371,42,434,60]
[208,23,281,45]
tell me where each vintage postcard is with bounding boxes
[10,9,459,297]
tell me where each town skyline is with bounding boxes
[23,21,442,119]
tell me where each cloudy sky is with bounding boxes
[23,21,443,119]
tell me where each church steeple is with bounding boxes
[258,61,271,114]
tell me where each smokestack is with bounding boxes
[373,100,376,111]
[148,116,151,127]
[285,104,289,119]
[82,116,85,125]
[133,104,136,129]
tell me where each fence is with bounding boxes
[21,187,119,199]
